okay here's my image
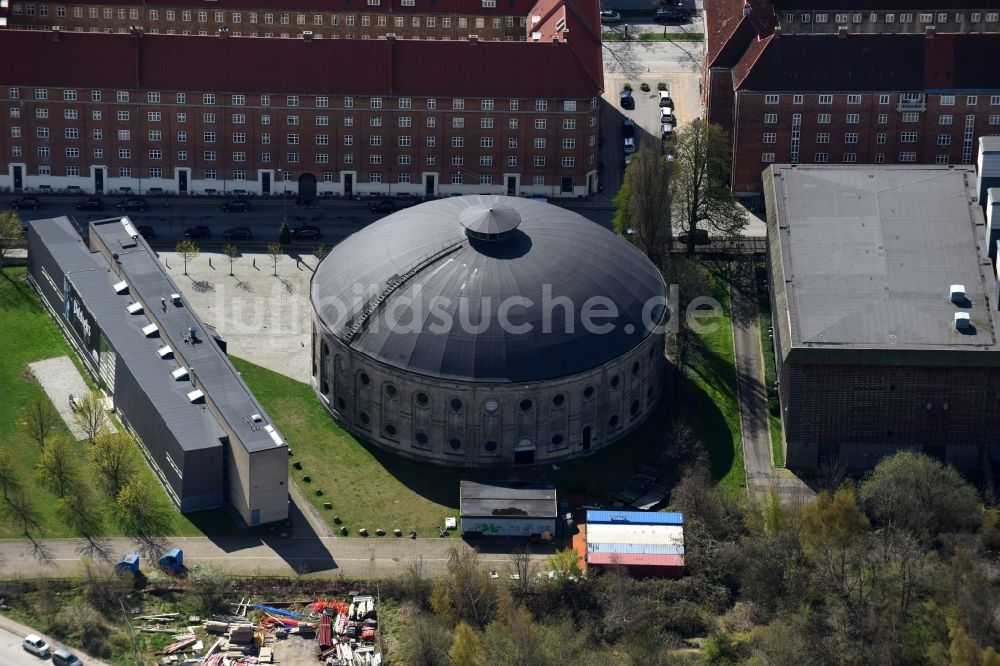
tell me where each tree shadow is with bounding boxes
[276,276,295,294]
[233,276,253,293]
[76,537,114,562]
[27,536,55,566]
[674,371,736,484]
[191,279,215,293]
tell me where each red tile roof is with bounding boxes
[0,29,601,98]
[705,0,776,68]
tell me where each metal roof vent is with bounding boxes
[187,389,205,403]
[142,323,159,337]
[157,345,173,358]
[459,206,521,242]
[126,302,144,314]
[171,367,189,381]
[955,312,972,330]
[950,284,966,303]
[113,280,128,294]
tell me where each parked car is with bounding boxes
[624,153,633,167]
[290,225,322,241]
[678,228,711,245]
[75,197,105,211]
[184,225,212,239]
[137,225,155,239]
[624,136,636,154]
[116,197,148,212]
[368,199,396,214]
[658,90,674,107]
[661,122,674,138]
[660,107,675,123]
[10,195,41,210]
[52,648,84,666]
[22,635,50,658]
[599,9,622,23]
[622,119,635,139]
[655,7,686,22]
[221,198,251,212]
[222,226,253,240]
[619,88,634,110]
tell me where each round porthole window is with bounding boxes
[449,438,462,450]
[583,386,594,399]
[450,398,463,412]
[337,397,347,410]
[610,375,621,389]
[630,400,640,416]
[551,433,564,446]
[415,431,429,445]
[359,411,370,424]
[519,399,533,412]
[484,440,498,452]
[552,394,565,406]
[385,423,397,436]
[609,414,619,428]
[359,372,370,385]
[484,400,499,414]
[416,392,429,405]
[385,384,397,397]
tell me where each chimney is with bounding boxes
[302,30,314,40]
[385,32,396,41]
[837,26,848,38]
[925,25,936,38]
[773,25,781,38]
[129,25,143,36]
[742,1,752,17]
[51,26,61,41]
[217,27,229,38]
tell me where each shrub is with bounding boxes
[658,82,667,91]
[640,82,651,92]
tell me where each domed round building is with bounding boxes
[309,196,667,466]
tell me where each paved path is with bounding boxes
[0,613,111,666]
[0,536,551,580]
[729,262,814,506]
[28,357,96,441]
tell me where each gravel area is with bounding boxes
[28,356,95,440]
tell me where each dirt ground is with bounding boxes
[271,632,321,666]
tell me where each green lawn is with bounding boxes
[603,32,704,42]
[754,265,784,467]
[673,260,746,490]
[233,356,682,536]
[0,268,216,538]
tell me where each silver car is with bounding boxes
[22,635,50,658]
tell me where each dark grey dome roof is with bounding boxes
[311,195,666,383]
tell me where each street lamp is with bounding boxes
[277,169,288,226]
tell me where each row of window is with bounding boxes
[12,5,522,29]
[783,11,999,24]
[15,167,571,187]
[761,113,1000,127]
[8,88,593,112]
[11,145,588,168]
[762,152,952,165]
[763,94,997,106]
[762,131,969,145]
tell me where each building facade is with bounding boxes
[0,0,603,198]
[704,0,1000,193]
[765,164,1000,474]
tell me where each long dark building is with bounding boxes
[27,216,289,525]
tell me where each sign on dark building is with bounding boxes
[63,278,101,367]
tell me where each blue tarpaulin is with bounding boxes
[251,604,303,619]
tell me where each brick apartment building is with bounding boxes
[764,164,1000,474]
[705,0,1000,194]
[0,0,604,198]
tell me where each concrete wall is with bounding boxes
[312,318,667,466]
[461,516,555,536]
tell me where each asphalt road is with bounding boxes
[0,615,110,666]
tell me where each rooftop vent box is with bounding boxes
[142,323,159,337]
[187,389,205,403]
[113,280,128,294]
[171,293,181,304]
[126,302,143,314]
[955,312,972,330]
[950,284,966,302]
[157,345,173,358]
[171,367,189,381]
[251,414,263,423]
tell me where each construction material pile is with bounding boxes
[315,595,381,666]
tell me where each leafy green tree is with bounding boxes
[799,487,869,562]
[3,485,41,535]
[0,445,19,501]
[278,222,291,246]
[58,481,103,538]
[672,118,745,255]
[858,451,983,542]
[448,622,485,666]
[176,239,200,275]
[223,244,239,276]
[91,430,138,498]
[397,612,450,666]
[313,244,329,263]
[546,548,582,580]
[36,435,78,498]
[431,547,499,630]
[73,390,106,444]
[267,242,283,276]
[114,479,172,539]
[0,210,23,274]
[613,147,674,265]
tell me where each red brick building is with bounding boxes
[764,164,1000,473]
[0,0,604,198]
[705,0,1000,194]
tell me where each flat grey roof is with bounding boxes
[459,481,557,519]
[29,217,225,453]
[766,165,999,354]
[87,218,286,455]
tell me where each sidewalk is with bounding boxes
[0,612,112,666]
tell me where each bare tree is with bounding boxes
[73,390,107,444]
[223,244,239,276]
[175,239,200,275]
[0,211,24,274]
[506,546,536,598]
[266,243,283,276]
[614,146,674,265]
[0,446,19,501]
[672,118,746,255]
[23,398,59,451]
